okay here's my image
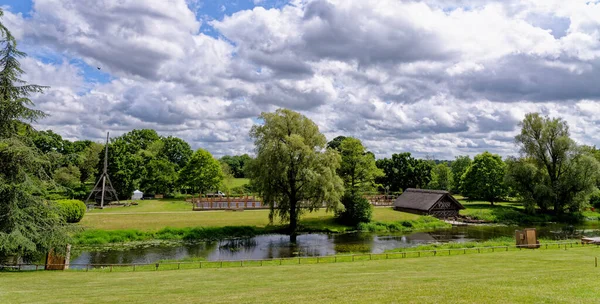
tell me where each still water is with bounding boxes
[71,224,600,266]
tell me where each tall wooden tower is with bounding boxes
[85,132,120,208]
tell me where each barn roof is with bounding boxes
[393,188,464,212]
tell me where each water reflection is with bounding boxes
[71,224,600,267]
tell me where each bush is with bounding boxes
[55,199,86,223]
[335,192,373,226]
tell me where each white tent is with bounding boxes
[132,190,143,200]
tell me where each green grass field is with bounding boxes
[3,247,600,303]
[81,203,419,231]
[223,177,250,189]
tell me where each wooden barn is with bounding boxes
[393,188,464,218]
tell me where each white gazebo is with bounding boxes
[132,190,143,200]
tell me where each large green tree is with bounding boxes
[249,109,344,241]
[428,162,452,191]
[450,155,471,193]
[159,136,193,170]
[0,11,69,262]
[375,153,433,192]
[178,149,224,194]
[0,10,47,138]
[460,151,507,205]
[141,158,178,195]
[0,139,70,262]
[337,137,383,192]
[219,154,253,178]
[510,113,600,213]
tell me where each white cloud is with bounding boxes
[4,0,600,158]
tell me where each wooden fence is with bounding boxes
[186,194,398,211]
[1,241,589,273]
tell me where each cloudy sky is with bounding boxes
[2,0,600,159]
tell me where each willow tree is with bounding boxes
[511,113,600,213]
[249,109,344,241]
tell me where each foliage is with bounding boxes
[512,113,600,213]
[249,108,344,238]
[74,226,262,245]
[357,216,450,232]
[0,11,47,138]
[159,136,193,170]
[460,151,507,205]
[178,148,223,194]
[326,135,347,151]
[335,192,373,226]
[589,189,600,209]
[219,154,252,178]
[0,138,70,262]
[375,153,433,192]
[337,137,383,192]
[55,199,86,223]
[140,158,178,195]
[450,155,471,193]
[428,162,452,191]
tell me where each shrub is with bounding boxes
[335,192,373,226]
[55,199,86,223]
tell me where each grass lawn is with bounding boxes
[224,177,250,189]
[3,247,600,303]
[81,203,418,231]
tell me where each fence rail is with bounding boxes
[2,241,593,273]
[187,194,398,210]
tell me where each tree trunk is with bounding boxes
[289,199,298,243]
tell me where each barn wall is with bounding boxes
[429,196,459,218]
[394,207,427,215]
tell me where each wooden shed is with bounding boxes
[393,188,464,218]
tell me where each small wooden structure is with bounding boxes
[515,228,539,249]
[45,245,71,270]
[392,188,464,218]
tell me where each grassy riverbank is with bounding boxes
[80,204,420,231]
[3,247,600,303]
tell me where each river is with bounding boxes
[70,223,600,266]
